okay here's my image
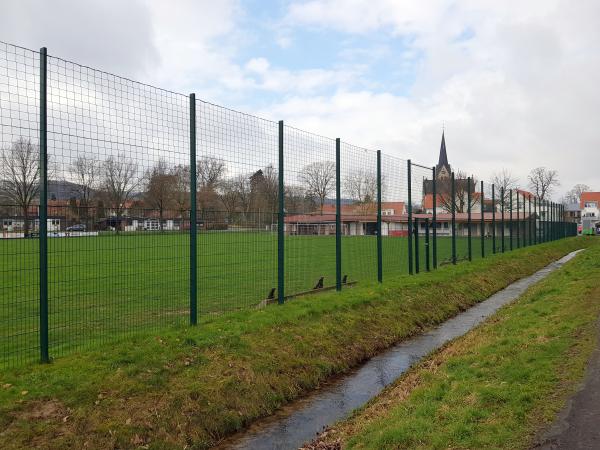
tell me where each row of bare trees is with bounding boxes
[428,167,561,215]
[1,137,567,234]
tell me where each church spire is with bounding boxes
[435,130,451,177]
[438,131,448,168]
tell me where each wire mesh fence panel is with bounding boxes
[380,154,408,277]
[0,39,575,367]
[429,171,454,266]
[339,142,378,284]
[0,43,41,367]
[283,126,336,295]
[196,101,278,313]
[482,181,496,256]
[450,168,471,263]
[410,163,434,272]
[45,54,190,359]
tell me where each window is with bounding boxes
[585,201,597,208]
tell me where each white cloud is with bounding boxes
[1,0,159,76]
[273,0,600,196]
[1,0,598,196]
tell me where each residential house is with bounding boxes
[580,192,600,233]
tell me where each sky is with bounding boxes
[2,0,599,199]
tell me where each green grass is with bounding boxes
[0,237,590,449]
[1,231,499,366]
[316,240,600,450]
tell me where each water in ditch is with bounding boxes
[220,250,582,450]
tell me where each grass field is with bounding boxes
[0,238,587,449]
[314,239,600,449]
[0,230,530,366]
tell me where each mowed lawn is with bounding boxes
[0,231,517,366]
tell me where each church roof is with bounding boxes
[436,131,451,175]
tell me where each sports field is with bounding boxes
[0,231,515,365]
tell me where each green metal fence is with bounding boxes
[0,41,578,367]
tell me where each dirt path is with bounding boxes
[533,319,600,450]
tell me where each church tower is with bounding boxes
[435,131,451,178]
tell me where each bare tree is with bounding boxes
[247,166,279,227]
[144,159,176,231]
[437,171,478,213]
[250,165,278,212]
[0,138,40,235]
[197,157,226,189]
[172,164,190,229]
[565,183,590,204]
[234,173,252,221]
[344,169,379,214]
[70,156,98,204]
[528,167,559,201]
[491,169,519,204]
[285,185,311,214]
[102,155,139,233]
[218,178,240,224]
[69,156,98,224]
[299,161,335,214]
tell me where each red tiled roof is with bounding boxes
[581,192,600,209]
[517,189,535,199]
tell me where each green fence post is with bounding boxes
[432,166,437,269]
[521,193,525,246]
[545,200,549,242]
[558,203,561,239]
[555,202,558,240]
[377,150,382,283]
[467,177,472,261]
[492,184,496,253]
[528,195,532,245]
[553,202,556,240]
[189,94,198,325]
[509,189,513,251]
[534,196,537,245]
[516,192,520,248]
[522,194,526,245]
[414,218,420,274]
[451,171,456,264]
[541,198,544,243]
[561,205,564,238]
[549,201,552,240]
[501,188,505,253]
[480,180,485,258]
[550,201,552,241]
[425,218,430,272]
[563,205,566,238]
[521,194,527,247]
[541,200,545,242]
[278,120,285,304]
[552,202,558,240]
[548,201,552,241]
[39,47,49,363]
[335,138,342,291]
[554,202,556,240]
[407,160,413,275]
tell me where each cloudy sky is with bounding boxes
[2,0,599,198]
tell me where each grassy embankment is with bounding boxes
[312,239,600,449]
[0,237,589,449]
